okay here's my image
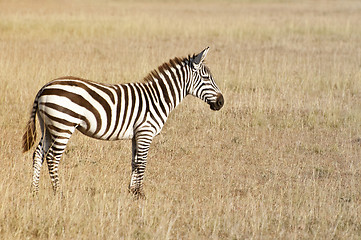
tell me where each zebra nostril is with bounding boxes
[217,94,224,107]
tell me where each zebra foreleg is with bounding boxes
[129,135,152,199]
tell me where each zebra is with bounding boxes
[22,47,224,198]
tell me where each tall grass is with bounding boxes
[0,0,360,239]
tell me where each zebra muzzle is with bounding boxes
[210,93,224,111]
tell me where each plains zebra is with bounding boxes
[22,47,224,198]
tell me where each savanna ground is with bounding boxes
[0,0,361,239]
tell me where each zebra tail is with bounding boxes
[22,98,38,153]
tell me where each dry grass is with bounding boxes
[1,0,361,239]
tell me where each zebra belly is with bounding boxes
[74,104,137,141]
[77,124,134,140]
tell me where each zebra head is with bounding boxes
[188,47,224,111]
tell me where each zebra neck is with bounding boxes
[146,78,184,113]
[145,70,188,116]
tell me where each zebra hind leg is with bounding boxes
[32,142,45,194]
[46,137,71,194]
[32,123,52,194]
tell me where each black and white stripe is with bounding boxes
[22,47,224,198]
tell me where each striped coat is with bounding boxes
[22,47,224,198]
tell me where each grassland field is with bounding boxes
[0,0,361,239]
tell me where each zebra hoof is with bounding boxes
[129,187,146,200]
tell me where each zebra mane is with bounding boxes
[143,56,191,84]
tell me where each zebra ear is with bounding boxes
[192,47,210,69]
